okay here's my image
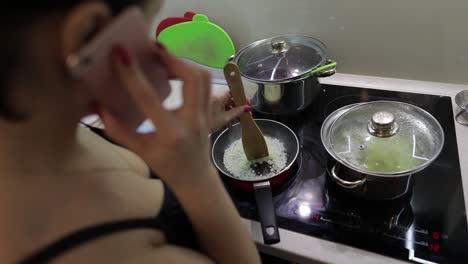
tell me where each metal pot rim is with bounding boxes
[212,119,300,182]
[232,34,330,84]
[321,101,445,177]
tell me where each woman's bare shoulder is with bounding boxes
[76,125,150,177]
[2,126,167,263]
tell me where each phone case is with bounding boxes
[66,7,171,129]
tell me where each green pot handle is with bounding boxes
[309,60,337,77]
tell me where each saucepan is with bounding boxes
[321,101,444,200]
[211,119,299,244]
[230,34,337,115]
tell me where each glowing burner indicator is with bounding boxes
[311,214,321,221]
[430,243,440,252]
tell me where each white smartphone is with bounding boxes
[66,7,171,129]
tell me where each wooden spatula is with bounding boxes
[223,62,269,160]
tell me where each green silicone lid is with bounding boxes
[157,14,235,69]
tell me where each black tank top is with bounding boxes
[19,125,200,264]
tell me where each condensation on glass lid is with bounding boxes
[223,136,287,180]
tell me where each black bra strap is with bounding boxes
[19,218,160,264]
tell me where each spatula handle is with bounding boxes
[223,62,269,160]
[223,62,248,106]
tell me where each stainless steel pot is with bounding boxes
[321,101,445,200]
[230,35,337,115]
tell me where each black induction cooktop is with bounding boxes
[220,84,468,264]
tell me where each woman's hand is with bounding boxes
[207,91,252,132]
[98,44,248,189]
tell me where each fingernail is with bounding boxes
[95,105,102,118]
[88,101,102,116]
[243,105,253,112]
[96,106,102,118]
[236,117,241,123]
[88,101,97,113]
[114,45,131,66]
[227,122,232,129]
[154,41,166,50]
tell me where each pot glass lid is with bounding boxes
[235,35,327,82]
[329,101,444,175]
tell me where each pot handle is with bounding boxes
[253,181,280,244]
[311,60,337,78]
[227,54,236,63]
[330,164,366,189]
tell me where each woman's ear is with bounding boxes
[60,2,111,61]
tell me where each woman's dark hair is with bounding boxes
[1,1,142,121]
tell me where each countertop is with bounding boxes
[82,73,468,263]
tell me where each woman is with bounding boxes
[0,1,260,263]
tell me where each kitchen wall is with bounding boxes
[148,0,468,85]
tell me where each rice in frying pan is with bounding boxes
[223,136,287,180]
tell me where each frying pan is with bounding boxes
[211,119,299,244]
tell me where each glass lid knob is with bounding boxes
[368,111,399,137]
[270,37,289,53]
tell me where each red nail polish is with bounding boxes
[88,101,103,117]
[155,41,166,50]
[95,106,102,118]
[88,102,102,117]
[114,45,131,66]
[244,105,253,112]
[88,102,98,114]
[228,122,232,129]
